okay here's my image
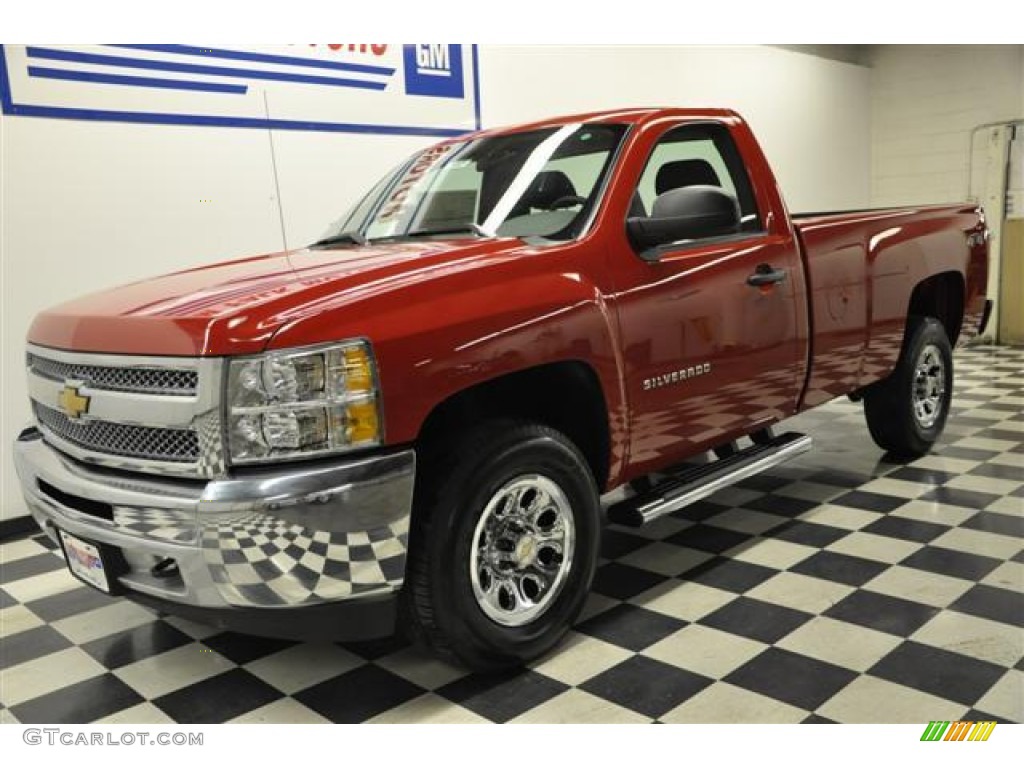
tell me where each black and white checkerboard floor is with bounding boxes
[2,346,1021,724]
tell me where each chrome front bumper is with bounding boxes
[13,430,415,612]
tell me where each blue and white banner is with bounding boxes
[0,44,480,136]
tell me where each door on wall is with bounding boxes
[970,122,1024,344]
[999,125,1024,344]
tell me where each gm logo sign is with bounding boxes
[403,44,464,99]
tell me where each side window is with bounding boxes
[633,123,762,233]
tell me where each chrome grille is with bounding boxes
[28,353,198,395]
[26,344,224,478]
[35,403,200,463]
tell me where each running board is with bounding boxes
[607,432,812,527]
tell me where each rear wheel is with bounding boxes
[402,420,601,671]
[863,316,953,457]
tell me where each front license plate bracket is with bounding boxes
[57,529,129,596]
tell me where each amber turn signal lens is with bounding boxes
[345,400,380,444]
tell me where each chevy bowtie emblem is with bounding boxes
[58,383,91,420]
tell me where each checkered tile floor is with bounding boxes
[1,346,1021,724]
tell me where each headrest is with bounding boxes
[655,160,721,195]
[522,171,577,209]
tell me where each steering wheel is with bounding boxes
[546,195,587,211]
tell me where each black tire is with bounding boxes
[863,316,953,457]
[401,420,601,671]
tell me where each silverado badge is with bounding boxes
[643,362,712,391]
[58,383,91,420]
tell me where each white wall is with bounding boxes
[870,45,1024,206]
[869,45,1024,344]
[1,44,871,521]
[478,45,871,214]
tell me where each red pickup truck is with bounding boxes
[14,108,991,670]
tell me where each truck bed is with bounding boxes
[791,203,987,409]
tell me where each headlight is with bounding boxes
[226,340,382,463]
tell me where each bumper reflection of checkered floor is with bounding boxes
[1,346,1021,724]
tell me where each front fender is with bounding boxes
[266,248,627,481]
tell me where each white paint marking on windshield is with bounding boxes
[481,123,583,236]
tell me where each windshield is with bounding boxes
[320,122,627,244]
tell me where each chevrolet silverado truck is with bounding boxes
[14,108,991,670]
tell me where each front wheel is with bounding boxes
[863,316,953,457]
[402,421,601,671]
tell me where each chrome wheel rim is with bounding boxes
[469,474,576,627]
[912,343,946,429]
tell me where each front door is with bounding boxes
[611,121,806,477]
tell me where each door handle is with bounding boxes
[746,264,787,287]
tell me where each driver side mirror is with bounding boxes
[627,185,741,259]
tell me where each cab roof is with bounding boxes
[459,107,742,141]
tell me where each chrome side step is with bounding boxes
[607,432,812,527]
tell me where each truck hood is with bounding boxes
[28,239,526,356]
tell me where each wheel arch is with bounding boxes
[414,360,612,492]
[906,270,966,346]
